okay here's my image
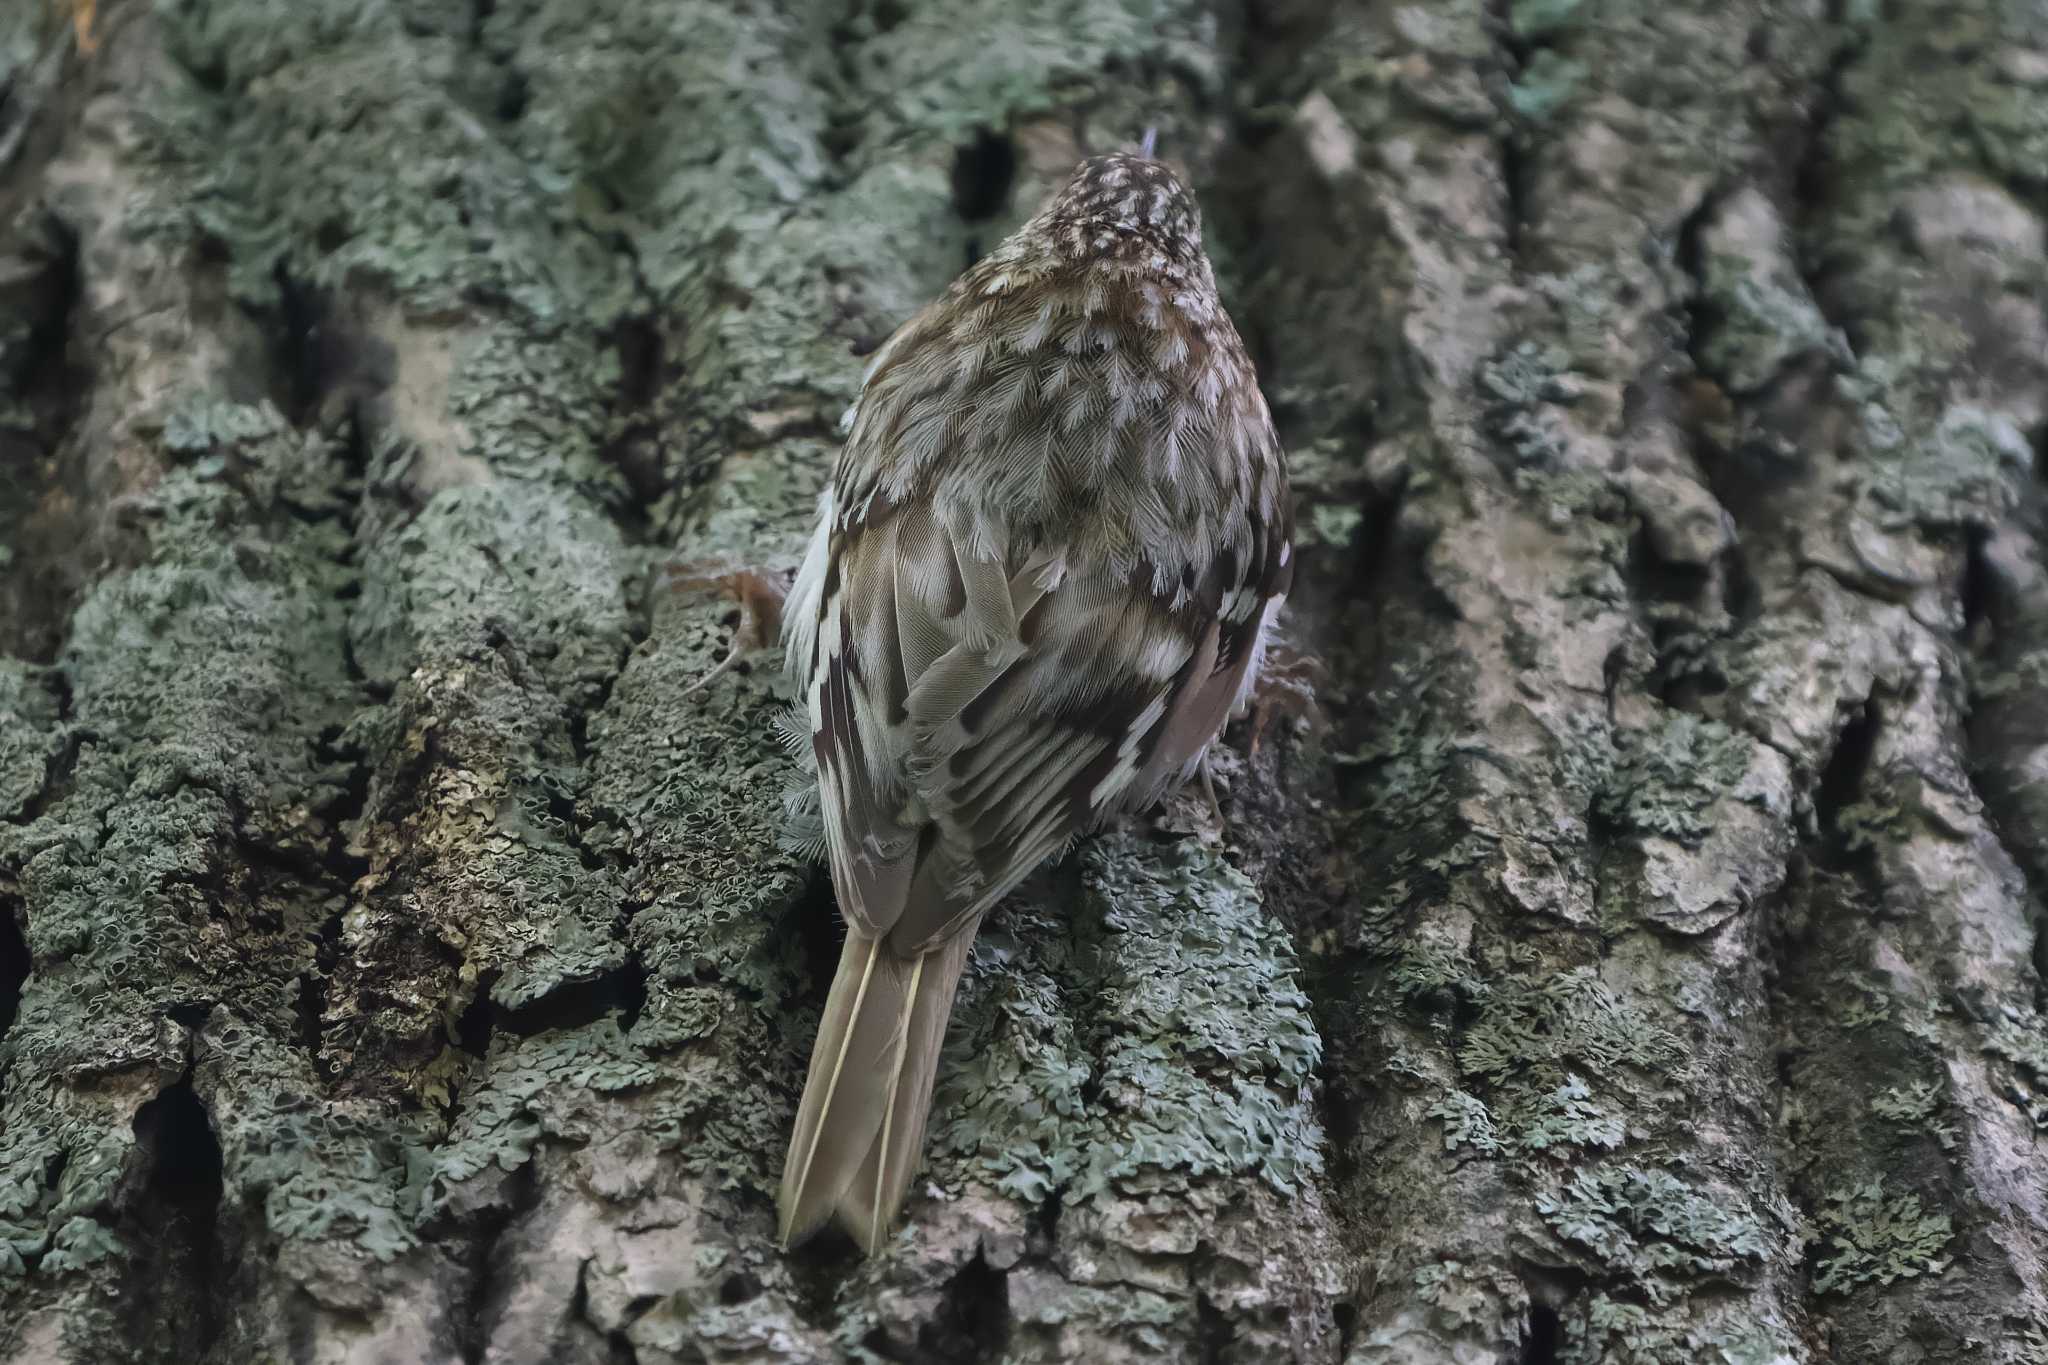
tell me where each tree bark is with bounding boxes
[1,0,2044,1361]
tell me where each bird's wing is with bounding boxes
[803,486,1290,952]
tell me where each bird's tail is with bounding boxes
[777,928,974,1253]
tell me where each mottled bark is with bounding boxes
[0,1,2043,1362]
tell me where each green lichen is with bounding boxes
[1388,940,1480,1006]
[1282,436,1375,549]
[333,470,639,1035]
[1397,941,1679,1164]
[0,660,64,822]
[1823,3,2048,239]
[1810,1178,1953,1295]
[1449,965,1679,1162]
[424,1019,653,1195]
[932,836,1323,1206]
[1480,340,1582,466]
[1983,1008,2048,1129]
[1504,466,1635,612]
[1559,1295,1793,1365]
[1413,1259,1502,1332]
[198,1014,433,1265]
[928,904,1089,1204]
[1509,1074,1626,1154]
[445,328,634,497]
[1832,972,1894,1031]
[1972,647,2048,703]
[1309,502,1366,549]
[1833,784,1907,853]
[352,481,628,701]
[1868,1080,1940,1123]
[37,1218,125,1276]
[1458,966,1681,1090]
[1693,248,1851,395]
[1068,831,1325,1198]
[1433,1064,1622,1162]
[1427,1091,1502,1155]
[0,411,362,1281]
[1507,49,1589,123]
[155,0,618,318]
[1333,652,1484,923]
[0,1080,134,1281]
[582,592,812,1007]
[845,1,1223,150]
[1539,1164,1770,1287]
[1595,713,1753,846]
[1510,0,1586,43]
[1861,399,2034,533]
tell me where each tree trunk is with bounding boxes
[2,0,2044,1361]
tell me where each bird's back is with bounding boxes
[777,150,1292,1252]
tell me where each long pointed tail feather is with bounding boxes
[778,930,974,1251]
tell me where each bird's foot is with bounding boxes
[660,559,790,698]
[1242,645,1328,757]
[65,0,100,54]
[1197,753,1224,823]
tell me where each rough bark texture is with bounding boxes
[1,1,2044,1361]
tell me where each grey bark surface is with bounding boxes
[0,1,2044,1362]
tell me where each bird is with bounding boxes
[776,138,1294,1253]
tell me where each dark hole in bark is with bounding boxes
[1195,1288,1234,1365]
[459,1158,535,1364]
[1333,1299,1358,1354]
[598,310,668,537]
[1035,1182,1062,1244]
[496,69,529,122]
[784,1220,865,1327]
[790,868,846,1010]
[166,1000,211,1030]
[0,901,26,1041]
[916,1249,1009,1363]
[134,1083,224,1228]
[272,262,327,424]
[1722,540,1763,622]
[5,215,78,392]
[951,128,1017,223]
[454,974,498,1058]
[719,1272,761,1305]
[295,889,349,1083]
[130,1080,226,1354]
[0,216,87,662]
[1518,1301,1561,1364]
[613,316,664,412]
[495,953,648,1038]
[314,215,352,254]
[1959,526,1994,644]
[616,951,649,1033]
[1815,697,1882,862]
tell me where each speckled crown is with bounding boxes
[1045,153,1202,256]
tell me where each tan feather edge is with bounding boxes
[868,951,926,1256]
[780,936,881,1249]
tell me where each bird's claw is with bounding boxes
[661,559,790,698]
[1197,753,1224,824]
[1243,645,1328,757]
